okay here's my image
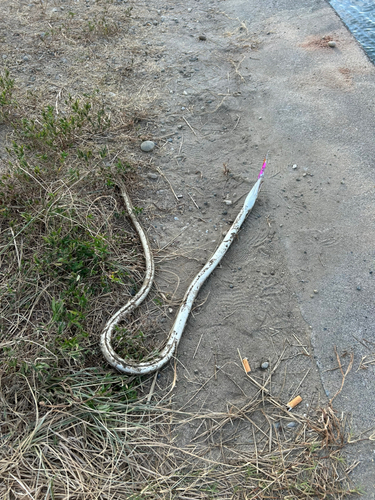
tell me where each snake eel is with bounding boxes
[100,160,267,375]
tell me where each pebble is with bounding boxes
[188,7,192,12]
[292,164,297,169]
[328,40,336,48]
[199,34,207,41]
[357,286,361,291]
[177,124,183,129]
[224,200,232,205]
[141,141,155,152]
[261,361,269,370]
[287,421,297,428]
[147,173,158,180]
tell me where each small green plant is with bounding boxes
[0,69,16,121]
[18,94,110,152]
[114,326,147,361]
[133,206,143,215]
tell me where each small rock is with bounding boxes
[194,369,199,374]
[177,124,183,129]
[147,173,158,180]
[357,286,361,291]
[292,164,297,169]
[313,289,318,294]
[141,141,155,152]
[198,34,207,41]
[224,200,232,205]
[229,284,234,288]
[287,421,297,428]
[188,7,192,12]
[328,40,336,48]
[261,361,269,370]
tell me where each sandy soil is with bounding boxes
[1,0,375,496]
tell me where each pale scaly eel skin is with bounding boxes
[100,160,267,375]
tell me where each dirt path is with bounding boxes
[139,0,375,493]
[1,0,375,496]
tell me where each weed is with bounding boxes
[0,68,15,120]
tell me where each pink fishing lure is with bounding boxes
[258,158,267,179]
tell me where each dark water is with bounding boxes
[329,0,375,64]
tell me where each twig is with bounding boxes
[291,368,310,399]
[233,114,241,130]
[193,334,203,359]
[10,228,21,269]
[182,116,197,136]
[147,371,159,404]
[330,347,354,403]
[156,166,179,202]
[187,192,199,209]
[157,225,188,252]
[292,333,310,356]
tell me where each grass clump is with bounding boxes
[0,68,15,121]
[0,76,150,373]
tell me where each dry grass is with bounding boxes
[0,369,359,499]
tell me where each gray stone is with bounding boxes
[328,40,336,48]
[261,361,269,370]
[287,421,297,428]
[147,173,158,180]
[141,141,155,152]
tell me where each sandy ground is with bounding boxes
[138,0,375,493]
[1,0,375,496]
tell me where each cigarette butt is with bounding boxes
[242,358,251,374]
[287,395,302,410]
